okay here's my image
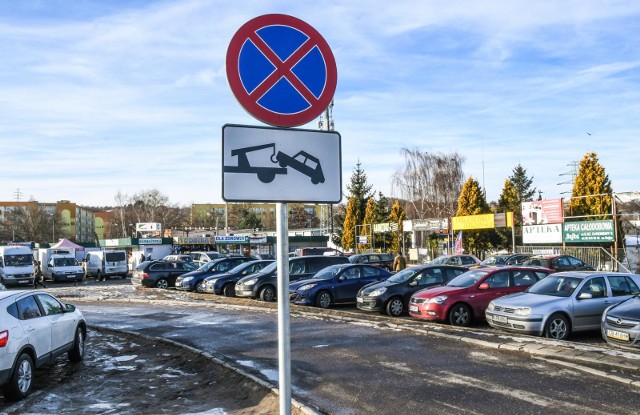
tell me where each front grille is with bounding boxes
[493,305,516,314]
[606,316,639,329]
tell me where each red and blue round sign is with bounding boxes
[226,14,338,128]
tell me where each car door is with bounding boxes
[35,293,75,353]
[572,276,613,330]
[334,266,364,302]
[410,268,446,299]
[16,294,52,365]
[471,271,511,316]
[509,270,541,294]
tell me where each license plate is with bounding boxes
[492,315,508,323]
[409,305,418,313]
[606,329,630,342]
[356,297,363,303]
[67,275,76,279]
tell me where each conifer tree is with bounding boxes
[346,160,373,225]
[495,179,519,248]
[570,152,612,219]
[389,200,407,253]
[359,198,376,251]
[456,177,491,256]
[341,196,357,252]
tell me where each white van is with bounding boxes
[0,245,34,287]
[84,250,129,281]
[44,254,84,283]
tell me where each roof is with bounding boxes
[51,238,85,251]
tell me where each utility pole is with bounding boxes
[319,100,335,237]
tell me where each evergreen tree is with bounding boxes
[570,152,612,219]
[374,191,392,249]
[495,179,519,249]
[456,177,491,256]
[389,200,407,253]
[510,164,537,205]
[359,198,376,251]
[341,197,357,252]
[346,160,373,225]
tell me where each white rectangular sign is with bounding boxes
[222,124,341,203]
[523,224,563,244]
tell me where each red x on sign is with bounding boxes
[226,14,338,127]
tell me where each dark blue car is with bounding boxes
[289,264,392,309]
[174,257,253,292]
[201,260,274,296]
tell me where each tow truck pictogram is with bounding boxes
[224,143,325,185]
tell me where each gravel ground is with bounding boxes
[0,291,305,415]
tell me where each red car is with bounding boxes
[408,266,554,326]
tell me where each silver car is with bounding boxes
[601,295,640,350]
[486,271,640,340]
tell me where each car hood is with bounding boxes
[360,279,403,294]
[289,278,330,290]
[412,285,467,299]
[607,296,640,319]
[491,292,570,308]
[179,269,210,279]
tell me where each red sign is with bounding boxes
[226,14,337,127]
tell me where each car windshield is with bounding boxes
[4,254,34,266]
[524,258,550,267]
[387,267,421,283]
[228,262,252,273]
[526,275,582,297]
[430,256,449,265]
[480,256,506,266]
[312,265,345,279]
[261,262,278,273]
[54,258,79,266]
[197,261,217,272]
[447,270,489,288]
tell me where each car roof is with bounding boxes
[0,290,30,301]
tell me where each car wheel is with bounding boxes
[385,297,404,317]
[196,281,206,293]
[2,353,34,401]
[155,278,169,289]
[259,286,276,302]
[315,291,332,309]
[545,313,570,340]
[96,271,102,282]
[68,326,85,362]
[448,303,472,326]
[223,283,235,297]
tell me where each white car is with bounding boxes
[0,290,86,401]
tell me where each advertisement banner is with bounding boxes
[136,223,162,232]
[563,220,615,243]
[215,235,249,244]
[452,214,494,230]
[522,198,563,225]
[523,224,563,244]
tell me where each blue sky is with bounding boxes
[2,0,639,207]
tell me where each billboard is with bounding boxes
[522,198,563,225]
[563,220,615,243]
[452,212,513,231]
[136,223,162,232]
[523,224,563,244]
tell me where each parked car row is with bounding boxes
[132,256,640,350]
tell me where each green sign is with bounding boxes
[563,220,615,243]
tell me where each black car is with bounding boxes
[202,260,274,296]
[235,255,349,301]
[523,254,595,272]
[356,265,469,316]
[348,253,394,271]
[175,257,254,292]
[470,253,533,268]
[289,264,392,309]
[131,260,197,289]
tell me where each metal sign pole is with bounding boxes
[276,202,291,415]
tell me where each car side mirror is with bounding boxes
[409,281,417,287]
[478,282,490,290]
[64,304,76,313]
[47,264,53,268]
[578,292,592,300]
[338,275,346,282]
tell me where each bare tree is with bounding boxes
[111,189,188,236]
[392,148,466,220]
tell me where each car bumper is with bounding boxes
[356,296,384,312]
[601,323,640,350]
[0,367,11,385]
[1,276,34,287]
[291,291,314,306]
[408,302,446,321]
[52,273,84,282]
[485,311,545,335]
[235,286,257,298]
[174,281,194,291]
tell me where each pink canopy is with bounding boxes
[51,238,85,251]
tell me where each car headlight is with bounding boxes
[298,283,317,291]
[487,302,495,311]
[243,278,257,286]
[426,296,448,304]
[514,307,531,316]
[182,276,194,283]
[368,287,387,297]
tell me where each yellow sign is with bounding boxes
[452,212,514,230]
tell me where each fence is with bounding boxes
[516,245,633,273]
